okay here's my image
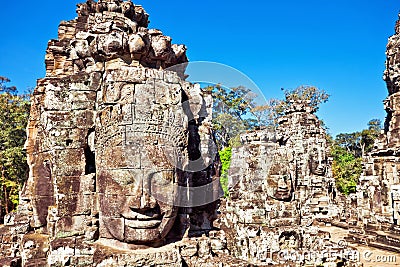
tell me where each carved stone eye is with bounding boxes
[282,175,289,181]
[147,170,176,199]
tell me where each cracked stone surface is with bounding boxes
[1,1,400,266]
[0,1,231,266]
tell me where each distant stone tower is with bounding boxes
[341,13,400,253]
[358,13,400,229]
[222,100,337,264]
[276,100,334,217]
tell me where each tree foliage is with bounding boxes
[206,84,329,148]
[332,119,382,195]
[204,85,260,149]
[0,77,30,219]
[331,145,362,195]
[283,86,330,112]
[262,86,329,127]
[334,119,382,158]
[218,147,232,198]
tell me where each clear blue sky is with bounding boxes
[1,0,400,136]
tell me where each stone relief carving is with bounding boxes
[3,0,400,266]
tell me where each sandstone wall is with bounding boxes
[0,1,228,266]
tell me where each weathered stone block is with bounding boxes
[32,196,55,228]
[44,88,96,111]
[120,85,135,105]
[21,234,50,262]
[105,66,146,83]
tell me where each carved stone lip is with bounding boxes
[274,190,291,199]
[122,210,163,229]
[276,189,289,194]
[312,167,326,175]
[121,210,162,221]
[124,219,162,229]
[313,170,325,175]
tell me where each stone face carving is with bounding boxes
[264,154,293,201]
[309,147,326,176]
[0,1,234,265]
[279,231,300,250]
[39,1,219,248]
[95,78,187,244]
[221,100,340,264]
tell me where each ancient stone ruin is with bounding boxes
[220,100,345,265]
[1,0,400,266]
[344,13,400,253]
[0,0,229,265]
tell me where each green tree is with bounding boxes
[331,145,362,195]
[332,119,382,195]
[335,119,382,158]
[335,132,360,155]
[0,77,30,219]
[218,147,232,197]
[204,84,259,149]
[360,119,382,156]
[206,85,329,145]
[204,84,265,196]
[263,86,330,127]
[283,85,329,112]
[367,119,382,132]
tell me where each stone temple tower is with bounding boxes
[358,13,400,229]
[0,1,227,265]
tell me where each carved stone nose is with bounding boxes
[315,163,325,173]
[125,195,141,210]
[278,177,288,190]
[140,192,158,210]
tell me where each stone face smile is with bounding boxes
[276,189,289,194]
[121,208,164,228]
[121,209,162,220]
[274,190,291,200]
[266,166,293,201]
[124,219,162,229]
[314,169,324,175]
